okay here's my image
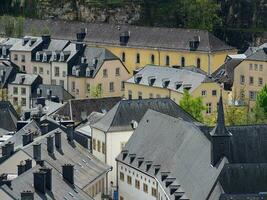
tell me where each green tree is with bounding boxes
[225,105,248,126]
[90,85,103,98]
[254,85,267,122]
[180,90,205,122]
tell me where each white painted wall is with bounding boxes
[8,84,31,110]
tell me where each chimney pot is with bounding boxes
[33,143,41,161]
[40,123,49,135]
[25,159,32,171]
[2,142,14,158]
[55,131,62,150]
[33,170,46,194]
[40,167,52,191]
[17,121,28,131]
[21,190,34,200]
[17,162,26,175]
[66,124,74,143]
[47,135,54,154]
[22,132,33,146]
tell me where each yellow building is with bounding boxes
[124,65,227,116]
[24,19,237,75]
[212,46,267,109]
[67,47,131,99]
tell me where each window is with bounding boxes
[51,79,56,85]
[33,66,37,74]
[136,53,140,64]
[103,69,108,77]
[14,54,18,61]
[259,65,263,71]
[254,64,258,71]
[143,183,148,193]
[13,97,18,105]
[21,88,26,95]
[152,188,157,197]
[138,92,142,100]
[181,57,185,67]
[42,53,47,62]
[39,67,43,74]
[121,52,126,62]
[127,176,132,185]
[62,71,66,77]
[240,75,245,85]
[197,58,201,68]
[258,77,263,86]
[87,84,90,94]
[109,82,114,92]
[92,139,96,150]
[249,76,254,85]
[54,67,60,77]
[206,103,212,114]
[249,63,253,70]
[166,56,170,66]
[128,90,132,100]
[36,52,40,61]
[13,87,18,95]
[151,54,155,64]
[97,140,101,152]
[135,179,140,189]
[2,46,6,55]
[21,98,26,106]
[72,82,75,91]
[212,90,217,96]
[116,68,120,76]
[102,142,105,154]
[121,81,125,91]
[120,172,124,181]
[60,80,64,87]
[201,90,207,96]
[249,91,257,101]
[21,55,25,62]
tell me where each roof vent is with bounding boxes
[145,161,153,171]
[162,78,170,88]
[130,120,138,130]
[183,84,192,91]
[169,185,180,195]
[29,38,36,46]
[175,81,183,90]
[137,157,144,167]
[120,31,130,46]
[153,165,161,175]
[134,74,142,84]
[22,37,30,46]
[129,154,136,163]
[161,172,170,181]
[148,76,156,86]
[165,177,176,187]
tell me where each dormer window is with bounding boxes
[148,76,156,86]
[183,84,192,91]
[36,52,40,61]
[162,79,170,88]
[42,53,47,62]
[72,66,76,76]
[60,52,64,62]
[134,74,142,84]
[175,81,183,90]
[76,70,80,77]
[52,52,57,61]
[86,67,91,77]
[81,57,86,64]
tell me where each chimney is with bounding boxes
[36,97,46,107]
[21,191,34,200]
[25,159,32,171]
[55,131,62,150]
[0,173,11,187]
[66,124,74,143]
[76,30,86,42]
[40,123,49,135]
[22,132,33,146]
[46,135,54,155]
[17,121,28,132]
[40,167,52,191]
[17,161,26,175]
[36,160,44,167]
[2,142,14,158]
[76,42,84,51]
[46,89,52,100]
[37,88,42,97]
[33,170,46,194]
[33,143,41,161]
[42,35,51,47]
[24,112,31,121]
[62,164,74,184]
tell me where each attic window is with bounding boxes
[36,52,40,61]
[122,150,128,160]
[175,81,183,90]
[2,46,6,56]
[52,52,57,61]
[72,66,76,76]
[148,76,156,86]
[162,79,170,88]
[183,84,192,91]
[129,154,136,163]
[29,39,36,46]
[86,67,91,77]
[60,52,64,62]
[137,157,144,167]
[146,161,153,171]
[81,57,86,64]
[42,53,47,62]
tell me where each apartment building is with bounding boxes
[8,73,42,110]
[125,65,227,116]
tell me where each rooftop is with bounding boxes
[0,101,19,132]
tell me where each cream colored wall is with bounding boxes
[51,61,68,90]
[31,61,51,85]
[10,51,32,72]
[233,60,267,107]
[99,45,235,74]
[67,76,86,98]
[8,84,31,110]
[91,127,106,163]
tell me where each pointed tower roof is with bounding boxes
[210,94,232,136]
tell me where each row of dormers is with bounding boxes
[34,51,71,62]
[120,150,189,200]
[134,74,192,91]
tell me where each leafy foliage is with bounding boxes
[90,85,103,98]
[179,90,205,122]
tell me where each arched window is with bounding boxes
[136,53,140,64]
[72,66,76,76]
[86,67,91,77]
[181,57,185,67]
[121,52,126,62]
[166,56,170,66]
[52,52,57,61]
[60,52,64,62]
[151,54,155,64]
[197,58,201,68]
[42,53,47,62]
[36,52,40,61]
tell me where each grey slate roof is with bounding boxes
[53,97,122,122]
[0,101,19,132]
[33,84,74,102]
[11,73,41,86]
[92,98,199,132]
[127,65,216,94]
[23,18,235,52]
[246,48,267,61]
[21,128,111,189]
[116,110,225,200]
[9,36,43,52]
[0,164,93,200]
[0,60,19,88]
